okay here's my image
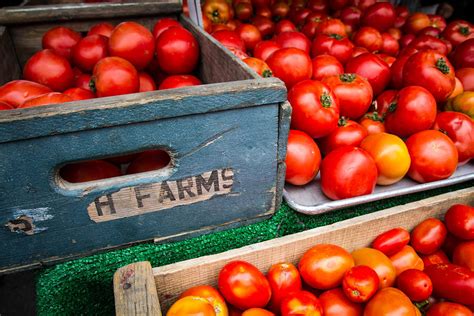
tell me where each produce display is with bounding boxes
[197,0,474,200]
[165,203,474,316]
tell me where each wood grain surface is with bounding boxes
[0,27,22,85]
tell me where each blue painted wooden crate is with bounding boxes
[0,2,290,272]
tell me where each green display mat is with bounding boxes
[37,181,473,315]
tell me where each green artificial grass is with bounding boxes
[36,180,473,315]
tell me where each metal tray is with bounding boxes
[284,163,474,215]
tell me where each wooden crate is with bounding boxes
[0,2,290,272]
[113,188,474,316]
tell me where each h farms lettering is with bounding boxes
[87,168,234,222]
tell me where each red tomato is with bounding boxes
[126,150,170,174]
[340,6,361,28]
[383,86,437,138]
[289,8,311,27]
[389,55,409,89]
[426,302,473,316]
[396,269,433,302]
[158,75,201,90]
[236,24,262,52]
[311,34,354,64]
[320,147,377,200]
[322,73,373,120]
[319,118,367,155]
[307,0,328,13]
[63,87,95,101]
[180,285,228,316]
[442,20,474,47]
[255,6,272,18]
[138,72,156,92]
[266,48,312,89]
[406,35,448,55]
[271,2,290,21]
[456,68,474,91]
[218,261,271,310]
[75,73,92,91]
[364,287,417,316]
[285,130,321,185]
[345,52,390,96]
[275,31,311,54]
[375,53,396,67]
[251,16,275,39]
[352,247,396,288]
[402,50,455,103]
[429,14,447,32]
[311,55,344,81]
[360,2,396,32]
[372,228,410,257]
[72,35,109,72]
[319,288,362,316]
[453,241,474,271]
[227,46,249,60]
[387,27,401,41]
[242,308,273,316]
[0,80,52,108]
[433,111,474,165]
[404,13,431,34]
[353,27,382,53]
[0,101,13,110]
[418,26,442,38]
[275,20,297,35]
[450,38,474,69]
[422,251,450,269]
[280,291,323,316]
[400,34,416,49]
[329,0,349,11]
[235,2,253,21]
[351,46,369,57]
[342,265,379,303]
[352,0,376,11]
[213,30,246,51]
[156,27,199,75]
[109,22,154,70]
[92,57,139,97]
[424,263,474,305]
[19,92,73,108]
[253,40,281,61]
[301,19,323,41]
[395,5,409,18]
[266,263,302,312]
[411,218,448,255]
[406,130,458,183]
[243,58,272,77]
[359,112,385,135]
[88,22,114,38]
[60,160,121,183]
[23,49,74,92]
[389,245,424,275]
[381,33,399,56]
[316,18,347,37]
[42,26,82,60]
[443,233,463,258]
[288,80,339,138]
[444,204,474,240]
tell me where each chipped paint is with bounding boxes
[5,207,53,234]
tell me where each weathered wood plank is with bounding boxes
[0,27,21,85]
[275,101,292,210]
[152,188,474,310]
[114,261,161,316]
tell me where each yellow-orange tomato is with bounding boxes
[363,288,417,316]
[203,0,231,24]
[352,248,396,288]
[389,245,424,276]
[167,296,216,316]
[181,285,228,316]
[448,77,464,99]
[360,133,411,185]
[243,57,272,78]
[242,308,275,316]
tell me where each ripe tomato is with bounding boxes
[275,31,311,54]
[351,46,369,58]
[60,160,121,183]
[213,30,246,51]
[418,26,441,37]
[290,8,311,27]
[266,48,312,89]
[389,245,424,275]
[421,250,450,267]
[443,232,462,258]
[404,13,431,34]
[390,54,411,89]
[126,150,170,174]
[23,49,74,92]
[387,27,401,41]
[227,47,249,60]
[381,33,399,56]
[450,39,474,69]
[320,147,377,200]
[426,302,473,316]
[253,41,281,61]
[280,291,322,316]
[319,288,362,316]
[406,130,458,183]
[406,35,448,55]
[352,248,396,288]
[0,101,13,110]
[402,50,455,103]
[92,57,139,97]
[255,6,272,18]
[375,90,398,117]
[353,27,382,53]
[342,265,379,303]
[0,80,52,108]
[235,2,253,21]
[138,72,156,92]
[242,309,273,316]
[364,288,417,316]
[345,52,390,96]
[271,2,290,21]
[167,296,216,316]
[383,86,437,138]
[411,218,447,255]
[203,0,231,24]
[316,18,347,37]
[447,91,474,119]
[298,244,354,290]
[275,20,297,35]
[320,118,367,155]
[360,2,396,32]
[181,285,228,316]
[218,261,271,310]
[311,34,354,64]
[456,68,474,91]
[236,24,262,52]
[340,7,362,28]
[72,35,109,72]
[359,112,385,135]
[285,130,321,185]
[42,26,82,60]
[63,87,95,101]
[442,20,474,47]
[449,77,464,99]
[251,16,275,39]
[88,22,114,38]
[430,14,447,31]
[288,80,339,138]
[372,228,410,256]
[453,241,474,271]
[243,58,272,77]
[266,263,302,312]
[360,133,410,185]
[444,204,474,240]
[322,73,373,120]
[397,269,432,302]
[156,27,199,75]
[301,19,323,40]
[311,55,343,81]
[424,263,474,305]
[19,92,73,108]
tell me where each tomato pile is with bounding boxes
[166,203,474,316]
[0,19,202,110]
[198,0,474,200]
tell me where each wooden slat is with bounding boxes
[114,261,161,316]
[152,188,474,310]
[0,27,21,85]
